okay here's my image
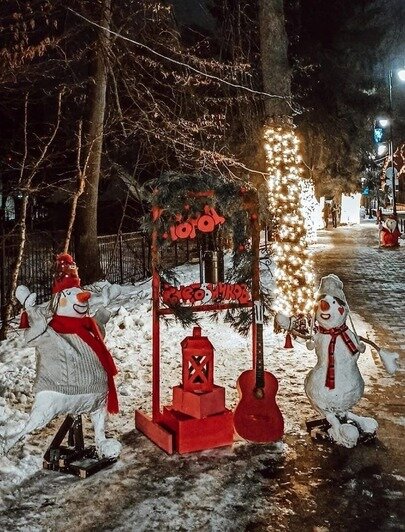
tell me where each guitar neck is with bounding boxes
[253,301,265,390]
[255,323,265,389]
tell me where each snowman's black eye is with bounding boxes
[66,290,71,295]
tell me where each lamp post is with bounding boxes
[387,68,405,217]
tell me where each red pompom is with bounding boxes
[162,232,168,239]
[284,332,293,349]
[19,310,29,329]
[238,244,245,252]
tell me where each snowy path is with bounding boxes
[0,224,403,531]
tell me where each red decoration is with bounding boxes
[251,213,258,221]
[156,326,233,453]
[181,327,214,393]
[197,214,215,233]
[238,244,245,252]
[19,310,29,329]
[161,282,251,306]
[176,222,195,240]
[172,384,225,419]
[160,407,233,454]
[204,204,225,226]
[380,226,401,247]
[167,205,225,241]
[162,232,168,240]
[284,332,293,349]
[152,206,163,221]
[52,253,81,294]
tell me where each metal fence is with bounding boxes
[0,231,197,322]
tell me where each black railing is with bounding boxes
[0,231,197,324]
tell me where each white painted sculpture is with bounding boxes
[277,274,399,448]
[0,254,122,459]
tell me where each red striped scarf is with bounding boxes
[317,324,358,389]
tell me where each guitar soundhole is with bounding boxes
[254,387,264,399]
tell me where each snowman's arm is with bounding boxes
[359,335,399,375]
[358,336,379,352]
[93,307,111,339]
[274,312,311,339]
[275,312,296,331]
[15,285,50,343]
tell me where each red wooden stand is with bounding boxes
[135,195,282,453]
[172,384,225,419]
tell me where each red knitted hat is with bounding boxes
[52,253,81,293]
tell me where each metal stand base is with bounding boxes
[43,415,116,479]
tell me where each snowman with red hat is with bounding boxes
[1,253,121,459]
[379,215,402,247]
[277,274,399,448]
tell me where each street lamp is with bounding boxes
[387,68,405,217]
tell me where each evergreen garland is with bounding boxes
[142,172,273,335]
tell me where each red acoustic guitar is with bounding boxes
[233,301,284,442]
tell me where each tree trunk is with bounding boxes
[74,0,111,284]
[259,0,291,117]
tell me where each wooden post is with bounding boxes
[151,224,161,423]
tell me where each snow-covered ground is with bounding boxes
[0,250,385,503]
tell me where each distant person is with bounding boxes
[323,202,330,228]
[376,208,382,226]
[331,201,338,228]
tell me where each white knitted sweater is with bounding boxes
[25,307,108,395]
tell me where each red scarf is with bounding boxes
[49,315,119,414]
[317,323,358,390]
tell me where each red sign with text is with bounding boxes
[162,282,251,306]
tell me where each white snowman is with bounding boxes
[1,253,122,459]
[277,274,399,448]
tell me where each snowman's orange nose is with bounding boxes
[76,291,91,303]
[320,299,330,311]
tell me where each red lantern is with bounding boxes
[181,327,214,393]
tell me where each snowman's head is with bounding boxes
[314,294,348,329]
[384,216,397,233]
[52,286,91,318]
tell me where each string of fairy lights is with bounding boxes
[299,178,319,245]
[264,124,315,317]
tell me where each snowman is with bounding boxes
[1,253,122,459]
[277,274,399,448]
[379,215,402,247]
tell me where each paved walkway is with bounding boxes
[312,221,405,356]
[275,221,405,532]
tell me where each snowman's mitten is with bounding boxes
[94,307,111,325]
[275,313,296,331]
[358,341,366,354]
[379,349,399,374]
[15,285,36,307]
[306,339,315,350]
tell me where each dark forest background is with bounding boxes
[0,0,404,272]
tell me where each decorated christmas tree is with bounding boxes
[264,122,315,319]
